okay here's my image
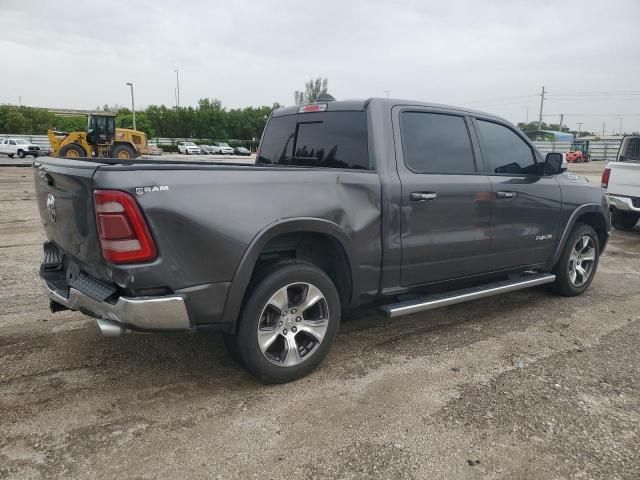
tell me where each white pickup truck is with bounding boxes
[0,138,42,158]
[602,135,640,230]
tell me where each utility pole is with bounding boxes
[383,90,390,98]
[602,122,606,136]
[18,96,22,107]
[558,113,564,133]
[523,106,529,124]
[577,122,583,138]
[537,86,545,132]
[175,69,180,108]
[126,82,136,131]
[616,117,623,135]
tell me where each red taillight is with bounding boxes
[93,190,157,264]
[601,168,611,189]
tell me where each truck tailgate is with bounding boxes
[609,161,640,197]
[33,158,108,280]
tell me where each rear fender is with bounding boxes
[221,218,358,326]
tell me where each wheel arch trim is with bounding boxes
[221,217,359,326]
[548,203,609,269]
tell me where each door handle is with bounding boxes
[410,192,438,202]
[496,191,517,199]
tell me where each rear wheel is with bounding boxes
[58,144,86,158]
[111,144,136,159]
[611,210,639,231]
[226,262,341,383]
[551,223,599,296]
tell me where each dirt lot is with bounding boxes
[1,162,638,479]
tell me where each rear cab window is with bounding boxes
[257,111,369,170]
[623,137,640,161]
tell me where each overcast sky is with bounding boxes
[1,0,639,133]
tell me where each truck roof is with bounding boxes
[272,97,507,123]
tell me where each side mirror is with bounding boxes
[544,152,566,175]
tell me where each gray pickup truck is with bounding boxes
[36,98,610,383]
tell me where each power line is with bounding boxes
[545,97,640,102]
[542,113,640,117]
[548,90,640,95]
[458,94,537,106]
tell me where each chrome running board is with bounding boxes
[382,273,556,318]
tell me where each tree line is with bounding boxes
[0,99,281,142]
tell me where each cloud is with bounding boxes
[1,0,639,133]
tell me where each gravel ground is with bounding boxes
[1,162,638,479]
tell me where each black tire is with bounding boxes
[226,262,341,383]
[551,223,600,297]
[8,154,14,158]
[111,144,136,159]
[611,210,639,231]
[17,150,25,158]
[58,144,87,158]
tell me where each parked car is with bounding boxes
[35,97,610,383]
[0,138,41,158]
[215,142,234,155]
[234,146,251,156]
[200,144,221,154]
[147,143,163,156]
[177,141,201,155]
[602,135,640,230]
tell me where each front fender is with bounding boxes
[221,217,358,326]
[547,203,610,269]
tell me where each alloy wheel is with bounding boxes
[257,282,329,367]
[569,235,596,287]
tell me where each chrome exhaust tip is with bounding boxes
[96,318,127,337]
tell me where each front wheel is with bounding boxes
[17,150,25,158]
[226,262,341,383]
[551,223,600,296]
[611,210,639,231]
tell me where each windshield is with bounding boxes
[185,142,196,146]
[15,139,28,144]
[218,143,230,148]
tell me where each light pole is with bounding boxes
[175,69,180,108]
[523,106,529,124]
[126,82,136,131]
[383,90,390,98]
[577,122,583,138]
[616,117,623,135]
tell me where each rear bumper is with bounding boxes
[607,194,640,212]
[46,282,191,335]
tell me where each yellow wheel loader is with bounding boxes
[48,112,149,159]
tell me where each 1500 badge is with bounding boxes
[135,185,169,196]
[536,234,553,241]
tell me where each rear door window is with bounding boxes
[400,112,476,174]
[476,120,537,175]
[258,111,369,169]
